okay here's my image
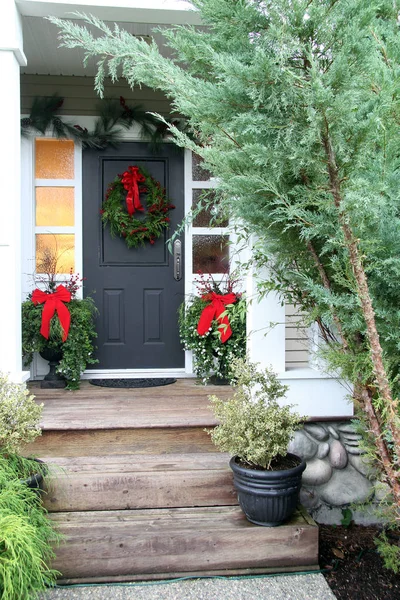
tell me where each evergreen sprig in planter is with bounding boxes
[179,272,246,384]
[208,359,305,527]
[22,271,98,390]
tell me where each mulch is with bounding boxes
[319,524,400,600]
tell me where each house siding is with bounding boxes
[285,303,310,369]
[20,74,173,117]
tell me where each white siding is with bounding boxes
[285,304,310,370]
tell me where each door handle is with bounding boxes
[174,239,182,281]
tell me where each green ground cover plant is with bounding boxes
[0,374,60,598]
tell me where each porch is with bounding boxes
[26,380,319,583]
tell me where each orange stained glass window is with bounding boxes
[36,234,75,274]
[35,187,74,226]
[35,139,74,179]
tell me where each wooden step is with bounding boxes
[25,426,215,457]
[50,506,319,583]
[28,379,226,430]
[43,454,237,512]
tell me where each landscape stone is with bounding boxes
[287,430,317,460]
[302,459,332,486]
[327,425,339,439]
[348,454,371,476]
[337,423,357,433]
[328,440,348,469]
[318,465,374,506]
[304,424,329,441]
[300,488,321,510]
[317,442,330,460]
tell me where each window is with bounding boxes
[34,139,81,276]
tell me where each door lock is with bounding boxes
[174,239,182,281]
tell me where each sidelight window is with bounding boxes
[33,139,81,276]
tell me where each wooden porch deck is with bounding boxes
[26,379,319,583]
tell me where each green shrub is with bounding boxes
[0,374,42,455]
[0,456,60,600]
[208,358,303,469]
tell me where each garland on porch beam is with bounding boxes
[20,94,182,149]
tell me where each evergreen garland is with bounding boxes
[21,94,181,149]
[102,166,175,248]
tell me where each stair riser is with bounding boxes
[49,507,318,581]
[25,427,215,457]
[44,470,237,512]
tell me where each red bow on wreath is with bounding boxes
[197,292,237,343]
[121,166,146,215]
[32,285,71,342]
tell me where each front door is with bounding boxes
[83,142,185,370]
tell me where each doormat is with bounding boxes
[89,378,177,389]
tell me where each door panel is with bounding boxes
[83,143,185,369]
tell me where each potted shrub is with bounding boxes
[208,358,305,526]
[179,272,246,384]
[22,269,98,390]
[0,373,60,598]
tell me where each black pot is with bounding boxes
[230,454,306,527]
[39,346,66,389]
[20,458,46,495]
[208,375,231,386]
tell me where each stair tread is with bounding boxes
[29,379,230,431]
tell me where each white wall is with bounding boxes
[0,0,29,382]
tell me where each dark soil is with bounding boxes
[236,454,301,470]
[319,524,400,600]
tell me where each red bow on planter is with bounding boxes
[197,292,237,343]
[121,166,146,215]
[31,285,71,342]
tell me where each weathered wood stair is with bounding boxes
[26,380,318,583]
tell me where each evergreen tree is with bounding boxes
[50,0,400,551]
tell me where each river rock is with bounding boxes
[337,423,357,434]
[328,440,348,469]
[288,430,317,460]
[300,488,321,510]
[317,442,330,460]
[348,454,372,477]
[304,424,329,441]
[318,465,374,506]
[302,459,333,486]
[327,425,339,439]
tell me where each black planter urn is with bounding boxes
[39,347,66,389]
[230,454,306,527]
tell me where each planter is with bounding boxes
[39,347,66,389]
[21,458,46,495]
[208,375,231,386]
[230,454,306,527]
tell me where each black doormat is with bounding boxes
[89,378,177,389]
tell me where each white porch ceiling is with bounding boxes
[17,0,202,76]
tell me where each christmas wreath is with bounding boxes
[101,165,175,248]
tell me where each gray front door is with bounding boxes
[83,142,185,369]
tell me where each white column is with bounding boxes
[0,1,28,382]
[246,252,286,373]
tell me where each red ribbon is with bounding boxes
[197,292,237,343]
[32,285,72,342]
[121,166,146,215]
